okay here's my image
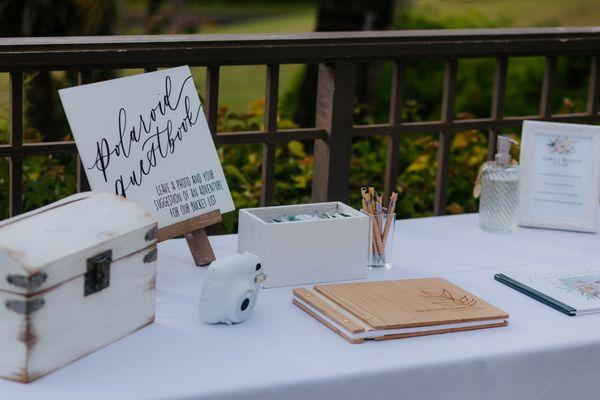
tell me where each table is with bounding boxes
[3,214,600,400]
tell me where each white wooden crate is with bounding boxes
[0,192,157,383]
[237,202,368,288]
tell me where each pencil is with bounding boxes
[381,192,398,249]
[368,187,376,214]
[361,187,368,212]
[376,193,383,233]
[364,193,385,256]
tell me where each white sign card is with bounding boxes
[518,120,600,233]
[59,66,234,229]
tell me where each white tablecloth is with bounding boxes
[3,214,600,400]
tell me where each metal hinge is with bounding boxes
[6,298,45,315]
[145,227,158,242]
[143,249,157,263]
[84,250,112,296]
[6,272,48,291]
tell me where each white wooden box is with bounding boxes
[238,202,368,288]
[0,192,157,383]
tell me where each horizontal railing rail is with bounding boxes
[1,28,600,68]
[1,28,599,217]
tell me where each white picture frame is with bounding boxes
[518,120,600,233]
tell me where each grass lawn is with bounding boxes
[408,0,600,28]
[115,2,316,114]
[0,5,316,135]
[194,7,315,114]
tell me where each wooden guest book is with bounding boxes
[293,278,508,343]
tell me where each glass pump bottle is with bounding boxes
[478,136,520,233]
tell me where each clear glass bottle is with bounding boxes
[478,136,520,233]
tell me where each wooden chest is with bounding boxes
[0,192,158,383]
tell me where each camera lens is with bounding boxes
[240,298,250,311]
[255,263,262,271]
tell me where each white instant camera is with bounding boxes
[199,252,266,324]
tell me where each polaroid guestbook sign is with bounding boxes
[59,66,234,228]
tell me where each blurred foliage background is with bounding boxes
[0,0,597,232]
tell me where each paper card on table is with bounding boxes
[59,66,234,228]
[518,120,600,233]
[495,262,600,316]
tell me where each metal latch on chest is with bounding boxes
[85,250,112,296]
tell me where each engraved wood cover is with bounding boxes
[313,278,508,330]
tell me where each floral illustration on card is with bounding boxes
[555,274,600,301]
[546,136,575,154]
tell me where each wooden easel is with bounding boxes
[157,209,222,266]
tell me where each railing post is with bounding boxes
[488,57,508,160]
[540,55,557,119]
[311,62,356,203]
[261,64,279,206]
[76,70,92,192]
[384,62,405,200]
[205,66,220,137]
[434,59,457,216]
[587,56,599,116]
[8,71,23,217]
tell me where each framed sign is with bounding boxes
[518,120,600,233]
[59,66,235,265]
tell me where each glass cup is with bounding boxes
[363,210,395,269]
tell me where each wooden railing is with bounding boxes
[1,27,599,217]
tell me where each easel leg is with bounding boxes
[184,229,216,266]
[158,209,221,267]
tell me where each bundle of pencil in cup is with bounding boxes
[361,187,397,268]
